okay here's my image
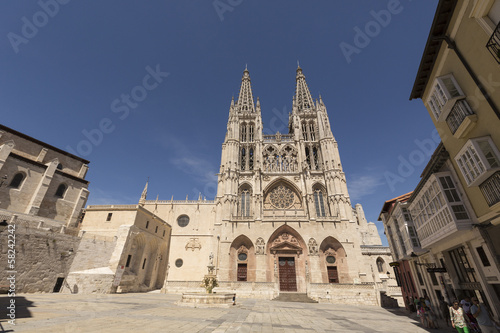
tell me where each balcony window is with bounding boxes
[487,21,500,64]
[446,99,475,134]
[409,172,471,246]
[427,74,463,119]
[480,171,500,206]
[455,137,500,186]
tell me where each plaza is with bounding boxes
[1,293,455,333]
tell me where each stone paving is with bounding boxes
[0,292,457,333]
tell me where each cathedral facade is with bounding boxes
[132,67,394,298]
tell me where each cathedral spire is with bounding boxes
[294,65,314,112]
[139,179,148,205]
[237,67,255,112]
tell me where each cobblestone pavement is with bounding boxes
[1,293,457,333]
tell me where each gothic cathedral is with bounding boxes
[140,66,392,297]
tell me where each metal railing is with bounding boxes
[480,171,500,206]
[446,99,474,134]
[487,21,500,64]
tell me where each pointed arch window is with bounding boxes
[312,147,319,170]
[55,184,67,198]
[309,123,316,141]
[314,188,326,217]
[376,258,385,273]
[9,172,25,189]
[240,124,247,142]
[249,148,254,170]
[241,148,246,171]
[305,147,311,169]
[302,122,308,141]
[239,188,251,217]
[248,124,254,142]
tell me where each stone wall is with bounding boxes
[308,283,379,306]
[61,234,117,294]
[0,210,81,293]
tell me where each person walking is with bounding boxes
[440,297,451,327]
[450,300,470,333]
[471,297,498,333]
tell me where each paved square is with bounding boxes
[1,293,455,332]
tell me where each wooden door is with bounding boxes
[279,257,297,291]
[327,266,339,283]
[237,264,247,281]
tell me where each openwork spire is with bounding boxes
[237,67,255,112]
[294,65,314,112]
[139,179,148,205]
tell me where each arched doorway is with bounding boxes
[319,236,348,283]
[266,225,307,292]
[229,235,255,282]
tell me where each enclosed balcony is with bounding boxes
[487,21,500,64]
[445,99,477,138]
[409,172,473,249]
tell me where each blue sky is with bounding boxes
[0,1,439,245]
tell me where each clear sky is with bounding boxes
[1,1,439,246]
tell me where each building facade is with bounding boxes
[0,124,90,226]
[127,66,398,303]
[404,0,500,319]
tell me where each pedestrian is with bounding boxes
[440,297,451,327]
[417,297,428,328]
[471,297,498,333]
[450,299,470,333]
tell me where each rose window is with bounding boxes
[269,185,295,209]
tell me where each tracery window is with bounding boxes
[269,185,295,209]
[249,148,254,170]
[312,147,319,170]
[309,123,315,141]
[241,148,246,171]
[240,124,247,142]
[305,147,311,169]
[302,122,308,141]
[248,124,254,142]
[239,189,251,217]
[313,187,326,217]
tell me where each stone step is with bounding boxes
[272,293,318,303]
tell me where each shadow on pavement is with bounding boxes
[0,296,35,331]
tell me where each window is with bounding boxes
[175,259,183,267]
[57,163,63,170]
[476,246,492,267]
[125,255,132,267]
[427,74,463,119]
[106,213,112,221]
[309,123,316,141]
[241,148,246,171]
[248,124,254,142]
[145,221,149,229]
[314,188,326,217]
[240,189,251,217]
[163,230,166,237]
[430,271,439,286]
[446,99,474,134]
[455,136,500,186]
[177,215,189,227]
[142,258,147,269]
[240,124,247,142]
[9,173,25,189]
[302,122,308,141]
[248,148,254,170]
[155,226,158,233]
[55,184,67,198]
[480,171,500,206]
[486,1,500,63]
[376,258,384,273]
[326,256,336,264]
[238,253,247,261]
